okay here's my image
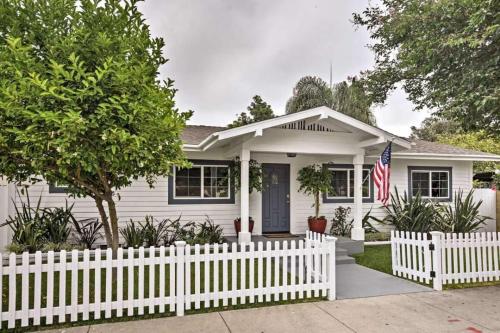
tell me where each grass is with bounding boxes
[352,245,500,290]
[2,257,325,332]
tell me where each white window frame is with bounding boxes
[410,170,450,199]
[326,168,371,199]
[173,164,231,200]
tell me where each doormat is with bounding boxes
[263,233,299,239]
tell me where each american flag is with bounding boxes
[373,143,392,206]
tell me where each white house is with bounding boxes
[1,106,499,246]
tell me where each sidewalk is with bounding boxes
[42,285,500,333]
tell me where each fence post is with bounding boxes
[430,231,443,291]
[325,236,337,301]
[175,241,186,316]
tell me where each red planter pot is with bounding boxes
[308,217,327,233]
[234,218,255,234]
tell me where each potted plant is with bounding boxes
[297,164,332,233]
[233,217,255,234]
[230,157,263,234]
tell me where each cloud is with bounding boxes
[139,0,425,136]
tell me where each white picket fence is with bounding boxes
[392,231,500,290]
[0,233,336,329]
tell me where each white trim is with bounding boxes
[410,169,450,199]
[184,106,411,151]
[173,164,231,200]
[390,153,500,161]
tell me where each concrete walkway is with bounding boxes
[336,263,432,299]
[42,285,500,333]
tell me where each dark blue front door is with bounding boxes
[262,164,290,233]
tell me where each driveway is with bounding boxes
[42,286,500,333]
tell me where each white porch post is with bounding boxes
[351,152,365,241]
[239,148,251,244]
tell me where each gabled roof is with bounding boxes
[183,106,411,150]
[181,106,500,162]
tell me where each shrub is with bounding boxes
[162,216,196,246]
[43,203,73,244]
[435,190,489,233]
[120,221,144,248]
[329,206,353,236]
[194,216,225,244]
[376,188,437,233]
[141,216,168,247]
[72,218,103,249]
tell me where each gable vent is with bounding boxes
[280,120,336,132]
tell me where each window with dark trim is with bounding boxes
[408,166,452,201]
[168,160,235,204]
[322,164,374,203]
[48,183,69,193]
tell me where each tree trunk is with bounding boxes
[95,197,113,247]
[106,197,120,256]
[315,192,320,218]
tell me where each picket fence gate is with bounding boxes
[0,232,336,329]
[391,231,500,290]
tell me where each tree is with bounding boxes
[410,116,461,141]
[0,0,191,253]
[353,0,500,136]
[436,131,500,174]
[285,76,376,125]
[331,78,377,125]
[285,76,334,114]
[228,95,274,128]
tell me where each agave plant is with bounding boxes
[377,187,437,233]
[2,190,46,252]
[435,190,489,233]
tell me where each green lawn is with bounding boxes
[352,245,500,290]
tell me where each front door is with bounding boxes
[262,164,290,233]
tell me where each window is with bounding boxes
[323,164,374,203]
[48,182,69,193]
[408,167,452,201]
[168,160,234,204]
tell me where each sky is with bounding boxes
[139,0,431,137]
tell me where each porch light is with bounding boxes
[286,153,296,158]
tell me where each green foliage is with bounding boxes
[285,76,376,125]
[193,216,225,244]
[331,78,377,125]
[376,188,437,233]
[364,232,391,242]
[362,208,379,234]
[435,190,489,233]
[230,157,263,193]
[378,188,489,234]
[0,0,190,251]
[71,218,103,250]
[120,221,144,248]
[410,117,461,142]
[329,206,353,237]
[354,0,500,135]
[229,95,275,128]
[436,131,500,174]
[297,164,332,218]
[43,204,73,244]
[141,216,168,247]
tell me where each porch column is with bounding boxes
[239,148,251,244]
[351,153,365,241]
